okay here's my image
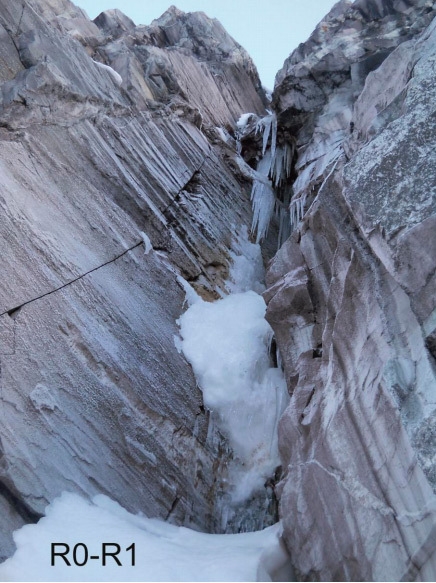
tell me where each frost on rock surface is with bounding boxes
[140,231,153,255]
[0,493,290,582]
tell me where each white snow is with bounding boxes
[226,227,265,294]
[92,60,123,86]
[0,492,289,582]
[236,112,255,129]
[176,275,201,307]
[177,288,288,504]
[140,231,153,255]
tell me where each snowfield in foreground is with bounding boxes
[0,493,289,582]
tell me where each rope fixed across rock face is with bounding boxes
[0,149,212,320]
[0,239,146,319]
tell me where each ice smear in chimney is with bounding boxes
[177,228,288,508]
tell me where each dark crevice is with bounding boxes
[0,240,145,318]
[270,338,278,367]
[312,344,323,358]
[162,154,209,216]
[0,480,42,523]
[165,495,181,520]
[15,2,26,36]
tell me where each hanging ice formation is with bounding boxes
[289,192,307,231]
[247,114,293,244]
[289,152,343,231]
[238,111,345,247]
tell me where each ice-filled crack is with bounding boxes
[176,228,289,529]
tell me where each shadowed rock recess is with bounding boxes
[2,0,436,580]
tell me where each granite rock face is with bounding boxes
[266,0,436,579]
[0,0,267,559]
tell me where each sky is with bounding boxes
[73,0,341,89]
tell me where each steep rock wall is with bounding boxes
[266,0,436,580]
[0,0,266,560]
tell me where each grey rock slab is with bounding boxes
[0,493,27,563]
[0,0,268,557]
[266,171,436,580]
[93,6,267,126]
[0,246,214,522]
[93,9,135,39]
[267,4,436,578]
[0,22,24,84]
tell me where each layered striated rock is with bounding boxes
[92,4,267,125]
[0,0,267,559]
[265,0,436,579]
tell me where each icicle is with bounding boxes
[241,112,294,243]
[249,150,276,243]
[285,143,293,179]
[250,180,275,244]
[256,149,272,177]
[267,142,294,189]
[255,114,277,157]
[289,192,307,232]
[260,117,272,156]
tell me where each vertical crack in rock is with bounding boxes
[262,1,436,580]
